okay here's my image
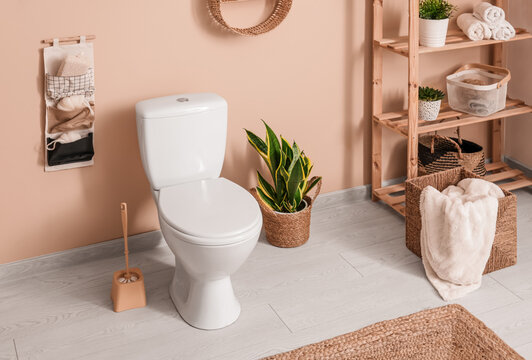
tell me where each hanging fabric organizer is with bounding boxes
[42,35,96,171]
[208,0,292,36]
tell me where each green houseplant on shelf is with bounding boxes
[419,0,457,47]
[245,121,322,248]
[419,86,445,121]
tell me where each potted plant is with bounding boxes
[419,86,445,121]
[419,0,457,47]
[245,121,322,248]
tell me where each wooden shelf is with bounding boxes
[373,98,532,136]
[373,161,532,217]
[377,28,532,57]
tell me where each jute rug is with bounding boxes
[263,305,523,360]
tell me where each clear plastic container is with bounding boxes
[446,64,511,117]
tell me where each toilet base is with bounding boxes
[169,269,241,330]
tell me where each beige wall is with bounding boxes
[506,0,532,167]
[0,0,508,263]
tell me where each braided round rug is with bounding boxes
[207,0,292,36]
[263,305,523,359]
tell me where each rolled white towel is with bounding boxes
[473,2,505,25]
[457,13,492,41]
[491,20,516,40]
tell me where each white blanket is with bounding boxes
[491,20,516,41]
[473,2,505,26]
[420,178,504,301]
[457,13,492,41]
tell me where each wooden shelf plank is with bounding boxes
[377,28,532,57]
[373,183,405,196]
[485,162,508,172]
[485,169,523,182]
[374,99,532,136]
[500,179,532,191]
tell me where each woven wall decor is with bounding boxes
[208,0,292,36]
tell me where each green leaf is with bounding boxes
[280,136,293,164]
[256,187,281,211]
[287,142,301,175]
[274,149,287,203]
[263,120,281,175]
[304,176,322,196]
[256,171,275,200]
[286,157,305,202]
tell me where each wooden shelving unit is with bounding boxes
[372,0,532,217]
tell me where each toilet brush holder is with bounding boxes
[111,203,146,312]
[111,267,146,312]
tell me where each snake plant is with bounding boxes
[245,121,321,213]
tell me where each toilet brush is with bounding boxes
[111,202,146,312]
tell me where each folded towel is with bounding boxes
[57,53,89,77]
[491,20,516,40]
[56,95,93,114]
[48,105,95,133]
[473,2,505,25]
[468,98,492,116]
[457,13,492,41]
[420,178,504,301]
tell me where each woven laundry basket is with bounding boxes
[405,167,517,274]
[418,134,486,176]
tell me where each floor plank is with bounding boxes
[0,340,16,360]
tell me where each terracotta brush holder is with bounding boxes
[111,267,146,312]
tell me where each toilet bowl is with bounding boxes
[136,93,262,330]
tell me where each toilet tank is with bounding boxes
[136,93,227,190]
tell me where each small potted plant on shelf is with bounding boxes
[245,121,322,248]
[419,86,445,121]
[419,0,457,47]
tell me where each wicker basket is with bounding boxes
[251,177,321,248]
[406,167,517,274]
[418,134,486,176]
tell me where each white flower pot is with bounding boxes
[419,18,449,47]
[419,100,442,121]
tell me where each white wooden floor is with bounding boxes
[1,188,531,360]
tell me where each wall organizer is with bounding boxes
[371,0,532,216]
[42,35,96,172]
[208,0,292,36]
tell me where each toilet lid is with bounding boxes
[158,178,261,243]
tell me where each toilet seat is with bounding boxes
[158,178,262,246]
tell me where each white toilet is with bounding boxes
[135,93,262,330]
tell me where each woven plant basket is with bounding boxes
[418,134,486,176]
[406,167,517,274]
[208,0,292,36]
[251,177,321,248]
[263,304,523,360]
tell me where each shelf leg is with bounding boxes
[492,0,508,164]
[407,0,419,179]
[372,0,384,200]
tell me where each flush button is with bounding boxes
[176,97,189,102]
